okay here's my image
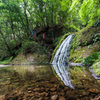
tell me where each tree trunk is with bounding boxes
[23,0,30,36]
[10,17,17,46]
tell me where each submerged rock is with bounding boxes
[51,95,58,100]
[93,94,100,100]
[50,88,56,92]
[59,96,65,100]
[0,95,5,100]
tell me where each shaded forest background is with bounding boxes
[0,0,100,64]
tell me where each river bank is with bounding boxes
[0,65,10,67]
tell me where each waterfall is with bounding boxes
[52,34,75,89]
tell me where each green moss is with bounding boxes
[69,45,97,62]
[34,54,49,63]
[11,53,26,64]
[71,24,92,54]
[69,47,85,62]
[70,67,87,85]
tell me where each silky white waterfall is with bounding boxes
[52,34,75,89]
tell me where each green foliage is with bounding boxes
[80,0,100,25]
[21,40,48,55]
[0,56,13,64]
[93,33,100,43]
[61,0,71,11]
[53,35,63,47]
[83,52,100,66]
[71,24,92,54]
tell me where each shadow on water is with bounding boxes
[0,65,100,100]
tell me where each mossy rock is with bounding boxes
[11,53,50,64]
[91,61,100,76]
[34,54,50,64]
[80,27,100,46]
[70,45,96,63]
[71,24,92,52]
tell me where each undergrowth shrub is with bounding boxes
[83,52,100,66]
[0,56,13,64]
[93,33,100,43]
[53,35,63,47]
[21,41,48,55]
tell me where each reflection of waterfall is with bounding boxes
[52,34,75,89]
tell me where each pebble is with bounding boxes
[51,95,58,100]
[59,96,65,100]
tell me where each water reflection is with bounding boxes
[0,65,100,100]
[3,65,54,81]
[52,64,73,88]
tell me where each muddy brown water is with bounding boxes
[0,65,100,100]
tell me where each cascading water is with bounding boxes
[52,34,75,89]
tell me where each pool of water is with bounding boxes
[0,65,100,100]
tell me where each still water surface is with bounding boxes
[0,65,100,100]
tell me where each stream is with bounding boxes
[0,64,100,100]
